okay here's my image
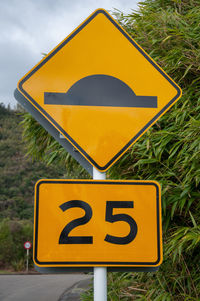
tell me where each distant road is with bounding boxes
[0,274,90,301]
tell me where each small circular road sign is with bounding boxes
[24,241,32,250]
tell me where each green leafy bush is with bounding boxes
[0,218,33,270]
[11,258,25,272]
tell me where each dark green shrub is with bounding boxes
[0,218,33,270]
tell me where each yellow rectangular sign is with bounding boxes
[34,180,162,268]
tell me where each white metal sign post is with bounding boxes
[24,241,31,273]
[93,167,107,301]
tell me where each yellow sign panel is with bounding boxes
[18,9,181,171]
[34,180,162,268]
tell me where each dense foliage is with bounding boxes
[0,218,33,271]
[107,0,200,299]
[19,0,200,299]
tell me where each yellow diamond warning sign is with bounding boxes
[17,9,182,171]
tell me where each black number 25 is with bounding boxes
[59,200,137,245]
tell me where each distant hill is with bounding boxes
[0,103,66,221]
[0,104,68,269]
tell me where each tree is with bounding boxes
[21,0,200,299]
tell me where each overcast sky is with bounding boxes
[0,0,138,108]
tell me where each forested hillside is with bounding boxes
[0,104,66,270]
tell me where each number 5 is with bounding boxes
[105,201,137,245]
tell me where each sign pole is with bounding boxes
[24,241,31,273]
[26,249,29,273]
[93,167,107,301]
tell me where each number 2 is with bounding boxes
[59,200,93,244]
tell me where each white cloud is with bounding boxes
[0,0,138,107]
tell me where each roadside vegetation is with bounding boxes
[104,0,200,299]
